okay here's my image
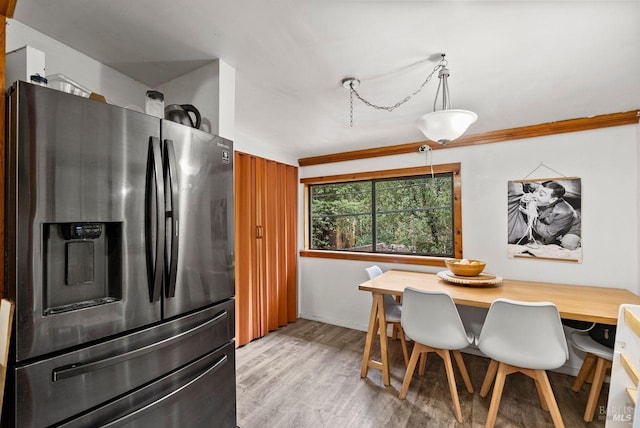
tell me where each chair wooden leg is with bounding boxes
[399,343,424,399]
[480,359,499,397]
[452,350,474,393]
[418,352,428,376]
[533,369,565,428]
[400,344,472,423]
[572,353,597,392]
[397,324,410,367]
[534,377,550,411]
[584,357,612,422]
[391,294,402,340]
[485,362,508,428]
[438,349,464,423]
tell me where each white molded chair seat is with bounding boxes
[399,288,474,423]
[365,265,409,365]
[365,265,384,280]
[572,333,614,361]
[382,296,402,323]
[365,265,401,321]
[476,298,569,428]
[570,332,614,422]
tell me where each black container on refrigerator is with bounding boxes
[2,81,236,427]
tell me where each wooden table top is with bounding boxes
[359,269,640,325]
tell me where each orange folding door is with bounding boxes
[234,152,297,346]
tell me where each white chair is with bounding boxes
[365,265,409,366]
[398,288,474,423]
[476,298,569,428]
[570,330,614,422]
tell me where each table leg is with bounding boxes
[360,292,390,386]
[361,293,380,378]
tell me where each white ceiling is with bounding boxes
[12,1,640,160]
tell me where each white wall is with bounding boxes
[299,125,639,326]
[158,60,237,140]
[637,124,640,286]
[217,61,236,141]
[233,130,300,166]
[298,124,639,372]
[5,19,307,168]
[6,19,151,109]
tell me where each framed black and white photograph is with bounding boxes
[507,177,582,262]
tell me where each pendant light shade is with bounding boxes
[416,109,478,145]
[342,53,476,144]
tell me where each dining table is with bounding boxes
[359,269,640,386]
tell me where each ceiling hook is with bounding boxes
[341,77,360,89]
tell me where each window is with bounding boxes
[301,163,462,265]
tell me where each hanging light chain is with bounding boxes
[349,85,354,127]
[347,55,448,126]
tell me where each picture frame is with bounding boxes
[507,177,582,262]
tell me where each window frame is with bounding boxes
[300,162,462,267]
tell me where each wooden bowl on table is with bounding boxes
[444,259,486,277]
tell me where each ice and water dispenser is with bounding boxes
[43,222,122,315]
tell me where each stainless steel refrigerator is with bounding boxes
[2,81,236,427]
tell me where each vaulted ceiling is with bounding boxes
[13,1,640,159]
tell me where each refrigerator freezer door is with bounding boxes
[9,300,234,428]
[59,343,236,428]
[6,82,162,361]
[162,120,235,319]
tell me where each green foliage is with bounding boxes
[311,181,371,250]
[310,174,454,256]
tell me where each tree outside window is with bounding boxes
[309,173,455,257]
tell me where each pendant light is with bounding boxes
[415,59,477,144]
[342,54,477,145]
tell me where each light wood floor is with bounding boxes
[236,319,606,427]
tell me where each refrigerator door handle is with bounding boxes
[51,309,229,382]
[100,353,229,428]
[146,137,165,302]
[164,139,179,298]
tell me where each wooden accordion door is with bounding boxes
[235,152,297,347]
